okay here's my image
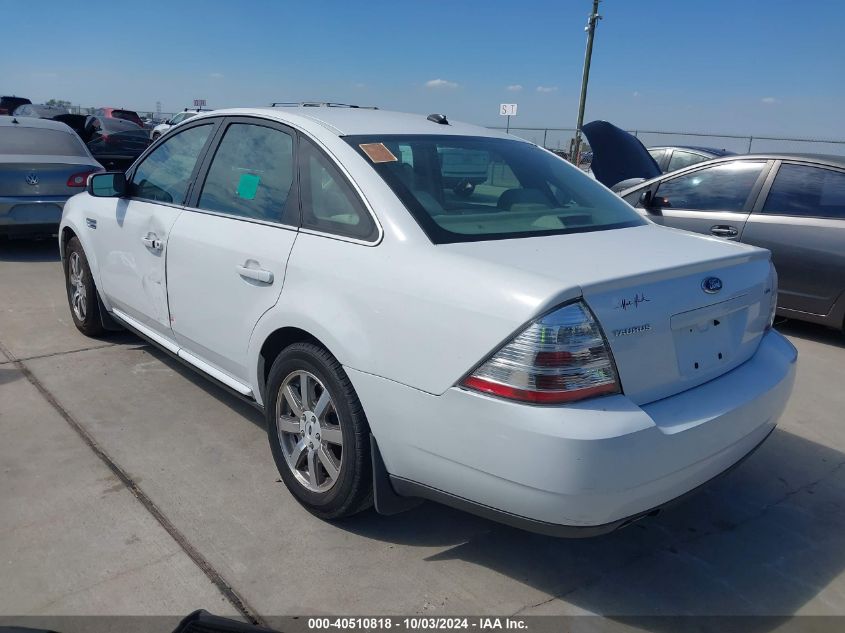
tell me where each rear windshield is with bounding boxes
[0,128,87,156]
[346,135,645,243]
[112,110,140,123]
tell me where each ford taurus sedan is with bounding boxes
[59,105,796,535]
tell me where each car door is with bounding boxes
[639,160,771,240]
[94,120,218,343]
[165,117,299,390]
[742,161,845,320]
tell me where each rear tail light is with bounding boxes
[67,170,100,187]
[461,300,620,404]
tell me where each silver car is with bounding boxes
[0,116,102,237]
[620,154,845,331]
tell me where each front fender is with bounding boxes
[60,194,111,311]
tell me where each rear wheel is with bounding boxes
[64,237,105,336]
[265,342,373,519]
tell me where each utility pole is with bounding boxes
[572,0,602,165]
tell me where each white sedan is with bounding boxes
[59,105,796,535]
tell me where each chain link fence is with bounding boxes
[56,105,845,155]
[489,126,845,157]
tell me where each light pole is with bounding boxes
[572,0,602,165]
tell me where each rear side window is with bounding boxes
[197,122,295,223]
[667,150,707,172]
[0,128,87,156]
[300,138,377,241]
[655,161,765,211]
[346,134,643,244]
[762,164,845,219]
[130,124,213,204]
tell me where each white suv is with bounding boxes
[59,105,796,535]
[149,108,209,140]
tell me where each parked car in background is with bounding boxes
[84,115,151,171]
[93,107,145,128]
[0,95,31,115]
[150,108,210,140]
[0,116,102,237]
[12,103,69,118]
[59,105,795,536]
[619,153,845,331]
[648,145,736,173]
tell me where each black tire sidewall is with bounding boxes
[265,343,371,518]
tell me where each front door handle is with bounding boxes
[710,225,739,238]
[236,262,274,284]
[141,233,163,251]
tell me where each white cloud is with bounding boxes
[354,82,366,89]
[209,72,224,79]
[536,85,558,93]
[633,91,641,97]
[506,84,523,92]
[761,96,778,104]
[425,78,459,89]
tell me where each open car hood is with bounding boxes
[582,120,661,189]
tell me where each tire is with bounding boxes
[265,342,373,519]
[64,236,105,336]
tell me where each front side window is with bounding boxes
[762,164,845,219]
[346,135,644,244]
[130,124,213,203]
[197,122,295,223]
[301,138,377,240]
[667,150,707,172]
[655,161,765,212]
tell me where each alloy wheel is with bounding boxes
[68,251,87,321]
[275,370,344,493]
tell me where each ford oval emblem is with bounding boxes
[702,277,723,294]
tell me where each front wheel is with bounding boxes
[265,342,373,519]
[64,237,105,336]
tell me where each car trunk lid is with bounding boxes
[0,159,99,196]
[440,225,773,405]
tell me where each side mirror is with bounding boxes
[88,172,127,197]
[638,190,653,206]
[164,119,171,125]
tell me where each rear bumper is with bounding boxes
[349,329,797,532]
[0,196,69,233]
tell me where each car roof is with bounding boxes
[0,115,77,132]
[648,145,734,155]
[194,106,517,139]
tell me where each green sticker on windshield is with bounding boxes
[236,173,260,200]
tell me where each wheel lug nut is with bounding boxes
[308,442,314,449]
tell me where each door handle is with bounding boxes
[710,225,739,238]
[236,263,274,284]
[141,233,163,251]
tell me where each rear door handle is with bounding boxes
[236,263,274,284]
[141,233,163,251]
[710,225,739,238]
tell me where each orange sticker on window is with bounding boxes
[360,142,397,163]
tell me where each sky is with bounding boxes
[2,0,844,139]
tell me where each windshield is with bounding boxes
[346,135,645,243]
[0,127,88,156]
